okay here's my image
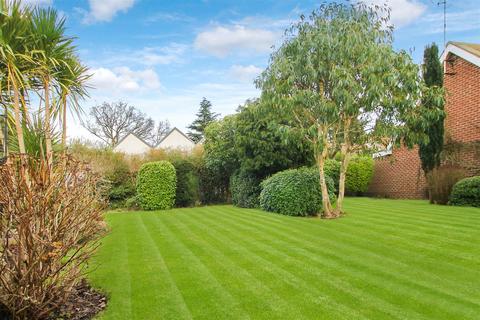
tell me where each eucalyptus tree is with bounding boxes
[258,3,444,217]
[30,7,74,162]
[0,0,34,154]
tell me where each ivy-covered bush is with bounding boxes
[449,176,480,207]
[346,156,374,194]
[259,167,336,216]
[136,161,177,210]
[172,159,199,207]
[230,171,261,208]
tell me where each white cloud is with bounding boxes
[421,9,480,34]
[89,67,161,93]
[230,64,262,82]
[194,25,278,57]
[82,0,135,23]
[140,43,188,65]
[363,0,426,27]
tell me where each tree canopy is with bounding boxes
[257,2,444,217]
[82,101,169,147]
[187,97,219,143]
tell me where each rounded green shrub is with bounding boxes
[259,167,335,216]
[230,171,261,208]
[449,176,480,207]
[324,159,341,191]
[172,159,199,207]
[136,161,176,210]
[346,156,374,194]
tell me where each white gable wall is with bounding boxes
[113,134,151,155]
[158,129,195,151]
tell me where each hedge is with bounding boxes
[449,176,480,207]
[259,167,335,216]
[230,171,261,208]
[136,161,176,210]
[172,159,199,207]
[346,156,374,193]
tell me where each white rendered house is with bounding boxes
[113,127,196,155]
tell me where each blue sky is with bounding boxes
[28,0,480,140]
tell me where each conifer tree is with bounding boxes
[187,98,219,143]
[419,43,445,174]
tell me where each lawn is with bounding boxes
[88,198,480,320]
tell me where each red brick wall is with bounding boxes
[444,54,480,142]
[368,53,480,199]
[367,146,427,199]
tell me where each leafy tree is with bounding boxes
[234,99,313,178]
[31,7,75,163]
[419,43,445,174]
[204,115,239,179]
[82,101,156,147]
[55,55,90,152]
[187,97,218,143]
[0,0,34,155]
[258,3,444,217]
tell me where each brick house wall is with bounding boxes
[368,146,427,198]
[367,48,480,199]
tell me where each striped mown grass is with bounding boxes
[89,198,480,319]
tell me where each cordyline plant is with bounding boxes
[0,154,106,319]
[257,2,444,218]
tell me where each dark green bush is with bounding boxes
[230,171,261,208]
[259,167,335,216]
[197,162,230,204]
[172,159,199,207]
[346,156,374,194]
[105,158,135,206]
[136,161,176,210]
[449,176,480,207]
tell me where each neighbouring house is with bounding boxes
[368,41,480,198]
[113,127,196,155]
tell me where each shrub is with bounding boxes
[230,171,261,208]
[346,156,374,194]
[106,160,135,204]
[427,165,466,204]
[197,159,230,205]
[324,159,341,190]
[172,159,199,207]
[136,161,177,210]
[259,167,335,216]
[0,155,105,319]
[125,196,140,210]
[449,176,480,207]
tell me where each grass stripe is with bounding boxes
[189,207,424,320]
[209,207,480,318]
[141,212,250,320]
[90,199,480,320]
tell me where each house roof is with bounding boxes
[441,41,480,68]
[114,132,153,149]
[156,127,195,147]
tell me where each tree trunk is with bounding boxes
[44,79,53,164]
[334,118,352,216]
[62,95,67,152]
[335,146,350,215]
[12,83,26,154]
[316,151,334,218]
